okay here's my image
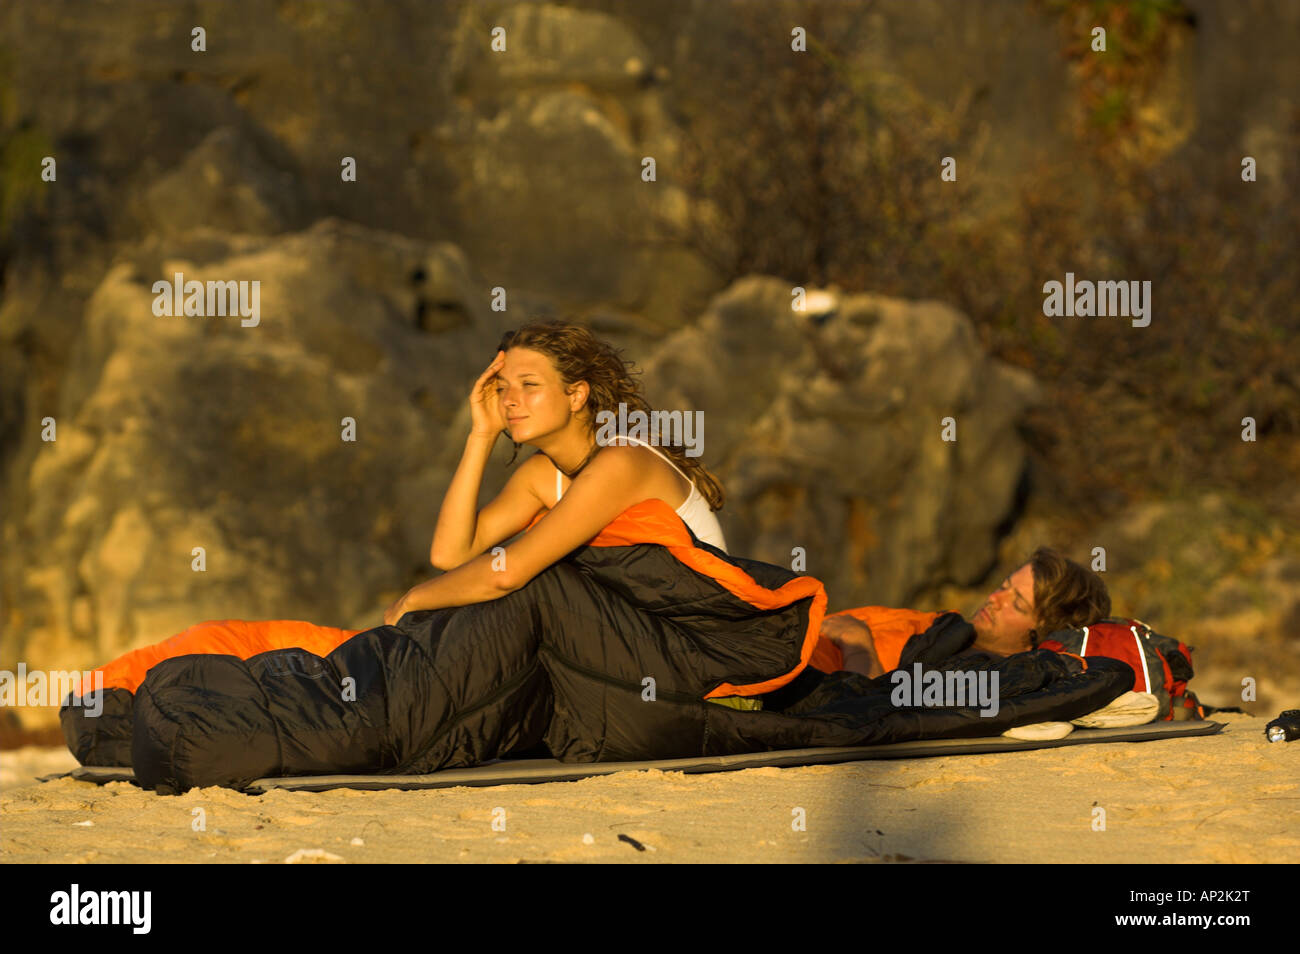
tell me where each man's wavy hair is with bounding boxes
[496,319,725,511]
[1027,546,1112,646]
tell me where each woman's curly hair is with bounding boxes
[496,319,725,511]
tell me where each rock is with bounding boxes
[448,3,654,93]
[437,2,723,329]
[137,126,312,238]
[284,848,345,864]
[641,277,1040,607]
[2,221,519,726]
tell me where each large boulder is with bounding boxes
[641,277,1040,608]
[2,220,521,727]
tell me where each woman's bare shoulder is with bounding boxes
[595,441,656,469]
[595,442,689,498]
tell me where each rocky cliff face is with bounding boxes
[2,1,1295,728]
[5,221,510,695]
[641,279,1038,605]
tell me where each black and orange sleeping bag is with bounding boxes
[61,499,1133,793]
[61,619,367,768]
[63,499,825,791]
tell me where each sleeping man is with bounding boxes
[809,546,1112,681]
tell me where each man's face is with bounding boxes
[971,563,1037,653]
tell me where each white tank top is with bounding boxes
[554,436,729,553]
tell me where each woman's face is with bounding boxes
[496,347,585,443]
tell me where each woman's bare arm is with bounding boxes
[430,438,547,569]
[391,446,652,623]
[430,432,498,568]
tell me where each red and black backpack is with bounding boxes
[1038,617,1204,721]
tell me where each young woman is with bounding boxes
[382,320,728,626]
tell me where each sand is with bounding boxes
[2,713,1296,864]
